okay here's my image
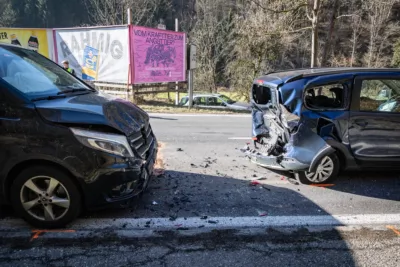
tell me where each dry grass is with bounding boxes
[139,103,248,114]
[143,91,247,103]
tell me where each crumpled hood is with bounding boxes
[35,92,149,136]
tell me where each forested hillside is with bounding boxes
[1,0,400,99]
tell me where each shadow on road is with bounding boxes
[0,169,363,266]
[81,170,357,266]
[258,166,400,201]
[84,170,331,219]
[329,170,400,201]
[0,205,12,219]
[150,116,178,121]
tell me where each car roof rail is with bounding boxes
[284,68,400,84]
[264,67,323,76]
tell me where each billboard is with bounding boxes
[130,26,186,84]
[0,28,54,59]
[54,26,130,83]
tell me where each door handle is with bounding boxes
[354,120,368,127]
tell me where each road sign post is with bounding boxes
[188,45,196,109]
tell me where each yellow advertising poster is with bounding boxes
[0,28,50,58]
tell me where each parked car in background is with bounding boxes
[179,94,250,111]
[243,67,400,184]
[0,44,157,228]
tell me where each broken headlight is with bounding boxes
[70,128,134,157]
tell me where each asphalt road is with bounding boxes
[1,113,400,266]
[1,226,399,267]
[86,113,400,219]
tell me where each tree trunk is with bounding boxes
[310,0,320,68]
[351,30,357,67]
[320,0,339,67]
[368,22,375,67]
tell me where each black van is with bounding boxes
[0,44,157,228]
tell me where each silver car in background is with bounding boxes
[179,94,250,111]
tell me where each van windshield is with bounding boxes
[0,46,93,99]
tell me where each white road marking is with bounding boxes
[228,137,251,140]
[2,214,400,231]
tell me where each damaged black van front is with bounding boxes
[242,69,359,184]
[0,44,157,228]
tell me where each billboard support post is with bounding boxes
[126,63,131,101]
[127,8,132,25]
[175,18,179,106]
[127,8,133,101]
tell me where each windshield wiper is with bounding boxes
[31,95,67,102]
[57,88,93,95]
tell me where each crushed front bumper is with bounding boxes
[83,139,158,210]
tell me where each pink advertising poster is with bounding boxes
[130,26,186,84]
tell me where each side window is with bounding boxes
[360,79,400,113]
[208,97,220,106]
[216,97,224,105]
[195,97,206,105]
[304,83,346,110]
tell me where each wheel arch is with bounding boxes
[308,145,335,173]
[3,159,85,204]
[324,138,358,171]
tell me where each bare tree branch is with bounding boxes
[336,14,357,19]
[306,4,313,21]
[236,26,312,36]
[247,0,308,14]
[85,0,169,26]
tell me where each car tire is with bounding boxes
[297,153,340,184]
[10,165,82,229]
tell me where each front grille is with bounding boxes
[128,124,154,159]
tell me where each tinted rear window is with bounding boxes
[252,84,277,106]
